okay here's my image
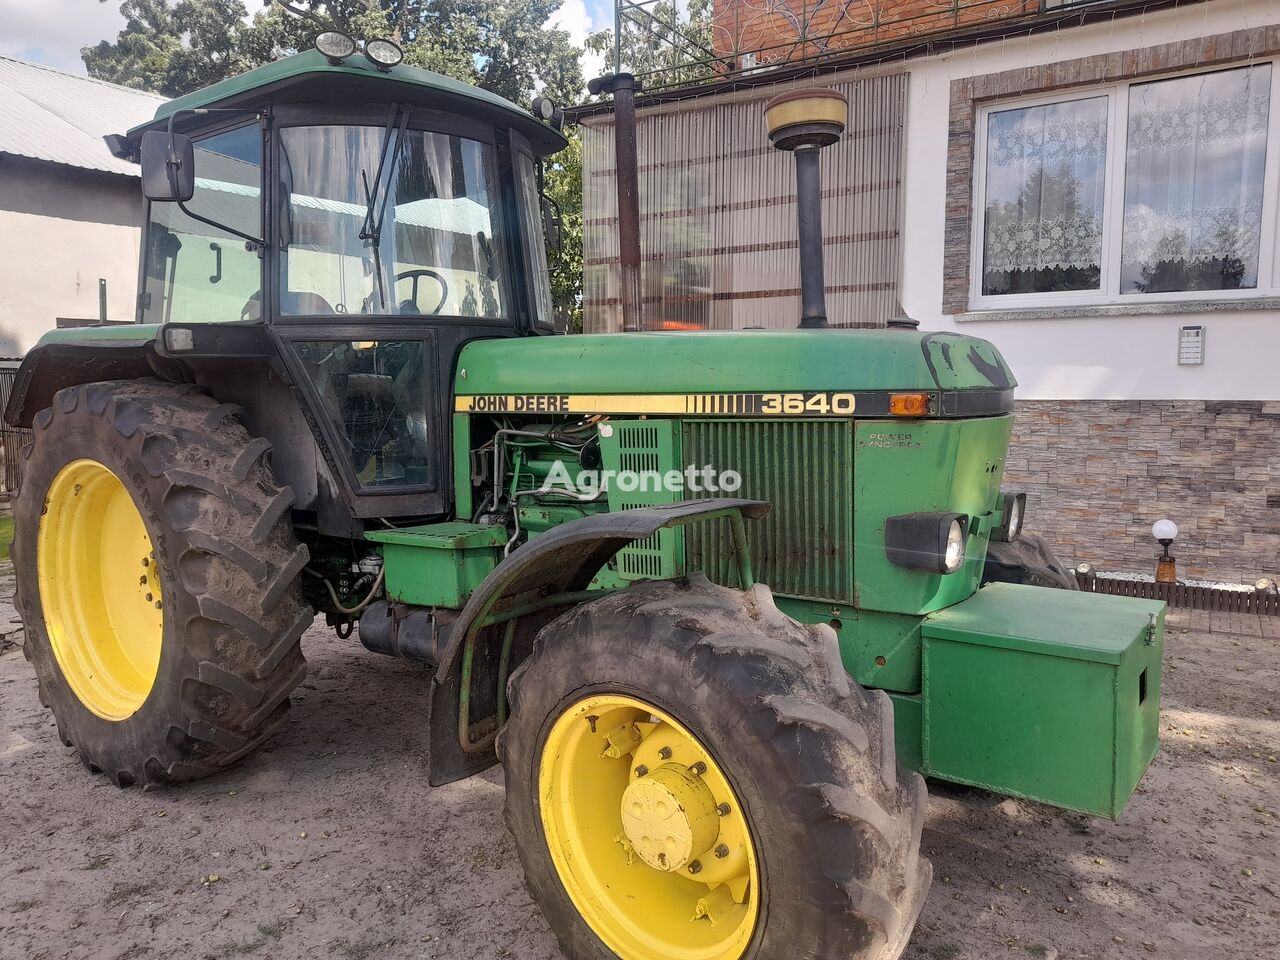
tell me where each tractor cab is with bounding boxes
[108,42,566,510]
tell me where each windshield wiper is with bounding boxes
[361,169,388,310]
[359,105,411,309]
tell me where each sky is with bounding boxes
[0,0,614,80]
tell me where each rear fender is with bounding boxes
[4,337,180,428]
[426,498,769,785]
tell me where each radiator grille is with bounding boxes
[684,420,854,603]
[603,420,682,580]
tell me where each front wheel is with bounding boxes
[500,575,930,960]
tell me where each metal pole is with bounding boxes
[793,146,828,329]
[613,0,622,75]
[609,73,642,332]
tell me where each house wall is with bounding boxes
[0,157,144,353]
[896,0,1280,580]
[902,0,1279,401]
[1010,400,1280,583]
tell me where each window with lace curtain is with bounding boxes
[971,62,1279,308]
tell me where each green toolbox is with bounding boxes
[921,583,1165,818]
[364,522,507,608]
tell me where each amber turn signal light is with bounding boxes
[889,393,929,417]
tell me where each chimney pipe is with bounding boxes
[764,89,848,329]
[588,72,643,332]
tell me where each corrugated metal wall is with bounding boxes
[581,71,906,333]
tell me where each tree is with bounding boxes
[585,0,717,92]
[84,0,584,107]
[543,133,584,331]
[83,0,259,97]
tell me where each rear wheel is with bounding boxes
[501,574,930,960]
[13,380,311,786]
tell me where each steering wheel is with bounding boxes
[394,269,449,316]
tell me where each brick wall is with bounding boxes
[712,0,1036,65]
[1006,401,1280,584]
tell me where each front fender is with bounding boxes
[426,498,770,785]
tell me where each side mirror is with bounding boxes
[140,129,195,202]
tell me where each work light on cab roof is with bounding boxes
[314,30,356,64]
[363,38,404,70]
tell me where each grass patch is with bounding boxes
[0,515,12,562]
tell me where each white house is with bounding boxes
[574,0,1280,582]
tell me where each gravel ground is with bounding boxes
[1,565,1277,960]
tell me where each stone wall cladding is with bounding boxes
[1005,400,1280,584]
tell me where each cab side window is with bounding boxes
[140,125,263,324]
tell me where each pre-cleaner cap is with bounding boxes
[763,88,848,150]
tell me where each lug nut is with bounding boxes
[717,803,731,816]
[714,844,729,859]
[658,746,672,760]
[141,558,149,567]
[139,576,147,586]
[155,601,163,610]
[689,761,707,777]
[688,860,702,874]
[634,765,648,777]
[145,593,153,602]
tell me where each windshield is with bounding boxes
[278,125,508,317]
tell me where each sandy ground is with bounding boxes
[1,565,1277,960]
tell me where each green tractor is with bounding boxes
[6,36,1164,960]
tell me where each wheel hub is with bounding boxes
[539,694,759,960]
[620,762,720,872]
[37,459,164,720]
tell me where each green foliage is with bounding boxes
[83,1,261,97]
[83,0,584,106]
[585,0,716,90]
[543,134,584,331]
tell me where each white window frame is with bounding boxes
[969,59,1280,311]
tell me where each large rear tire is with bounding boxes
[501,574,930,960]
[12,380,311,786]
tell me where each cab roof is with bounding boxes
[125,49,568,156]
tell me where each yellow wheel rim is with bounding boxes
[37,459,163,721]
[539,694,760,960]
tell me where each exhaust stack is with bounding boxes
[764,89,848,329]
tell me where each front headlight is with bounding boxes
[943,518,966,573]
[991,491,1027,542]
[885,512,969,574]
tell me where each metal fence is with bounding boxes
[1075,573,1280,616]
[581,69,906,333]
[0,363,29,492]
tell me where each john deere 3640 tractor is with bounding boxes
[6,35,1165,960]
